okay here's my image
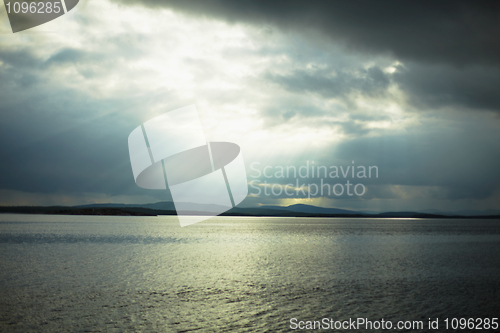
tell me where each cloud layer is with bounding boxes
[0,0,499,212]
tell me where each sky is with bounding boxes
[0,0,499,213]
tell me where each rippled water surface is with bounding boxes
[1,214,499,332]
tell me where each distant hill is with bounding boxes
[1,202,499,219]
[257,204,362,215]
[76,201,232,213]
[0,206,161,216]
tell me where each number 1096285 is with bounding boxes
[5,1,63,14]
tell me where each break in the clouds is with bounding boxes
[0,0,499,212]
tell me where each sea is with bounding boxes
[0,214,499,332]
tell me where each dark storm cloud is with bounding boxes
[266,66,390,99]
[0,88,143,196]
[393,63,500,112]
[45,48,92,65]
[0,34,146,73]
[260,103,328,123]
[332,124,500,200]
[114,0,500,67]
[0,96,170,202]
[263,61,500,115]
[258,64,392,132]
[0,49,41,69]
[0,45,165,201]
[0,47,97,75]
